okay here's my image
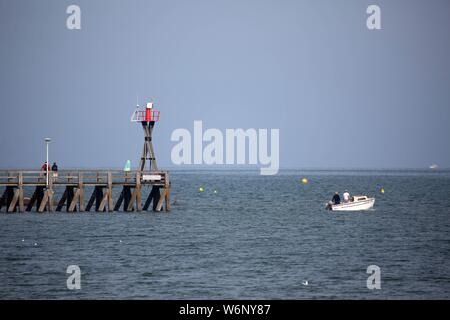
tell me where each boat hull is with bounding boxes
[330,198,375,211]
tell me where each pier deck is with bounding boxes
[0,170,171,213]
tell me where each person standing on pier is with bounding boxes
[40,162,50,181]
[41,162,50,172]
[51,162,58,178]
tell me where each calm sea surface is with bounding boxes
[1,169,450,299]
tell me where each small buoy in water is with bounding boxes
[119,240,122,243]
[34,243,37,246]
[199,187,205,192]
[213,189,218,194]
[302,280,309,286]
[301,178,308,185]
[380,188,385,194]
[21,239,25,242]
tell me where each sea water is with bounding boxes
[0,169,449,299]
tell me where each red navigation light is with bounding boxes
[131,102,160,122]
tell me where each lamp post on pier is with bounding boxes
[44,138,51,188]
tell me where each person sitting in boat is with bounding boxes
[343,190,350,203]
[332,192,341,205]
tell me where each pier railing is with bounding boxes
[0,170,168,187]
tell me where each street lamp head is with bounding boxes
[44,138,51,142]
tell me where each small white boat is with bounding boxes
[326,195,375,211]
[430,164,439,170]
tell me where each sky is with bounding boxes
[0,0,449,170]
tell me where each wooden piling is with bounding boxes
[136,172,142,212]
[0,188,6,211]
[107,172,113,212]
[79,172,85,212]
[48,172,54,212]
[165,173,171,212]
[56,189,68,212]
[18,172,24,213]
[85,188,96,212]
[95,186,104,212]
[8,188,19,213]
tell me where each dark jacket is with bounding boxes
[332,194,341,204]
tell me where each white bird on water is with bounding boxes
[302,280,309,286]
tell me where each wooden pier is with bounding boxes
[1,100,172,213]
[0,170,171,213]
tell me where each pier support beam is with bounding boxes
[65,174,85,212]
[56,186,76,212]
[68,188,83,212]
[95,187,104,212]
[165,174,171,212]
[113,189,124,211]
[123,186,132,211]
[14,172,25,213]
[114,185,143,212]
[38,189,53,213]
[5,187,15,212]
[98,186,114,212]
[86,186,113,212]
[107,172,114,212]
[26,186,44,212]
[0,188,6,212]
[126,172,142,212]
[85,187,95,212]
[153,176,171,212]
[155,188,166,212]
[143,186,161,211]
[56,188,68,212]
[7,188,20,213]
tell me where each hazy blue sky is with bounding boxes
[0,0,449,169]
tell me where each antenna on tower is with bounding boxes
[136,94,139,108]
